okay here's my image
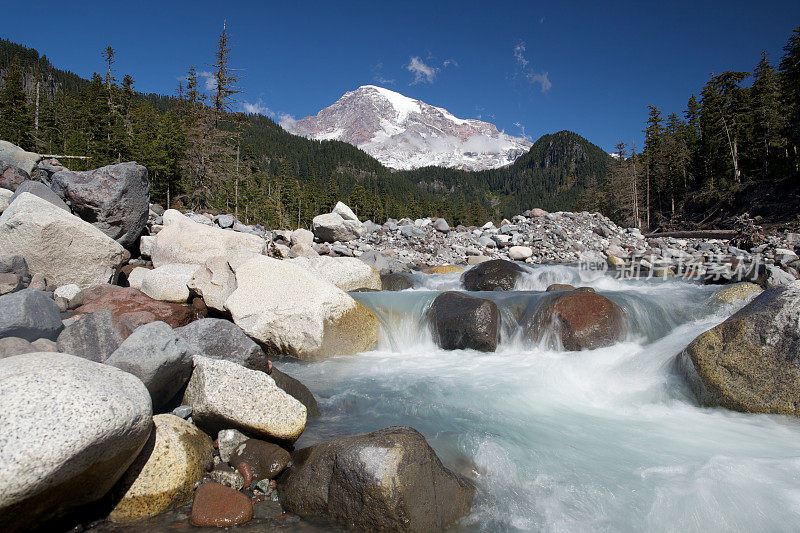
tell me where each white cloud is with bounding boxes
[513,41,551,93]
[198,70,217,92]
[443,59,459,68]
[278,113,297,129]
[406,56,437,85]
[242,100,273,116]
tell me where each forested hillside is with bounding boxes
[583,26,800,231]
[2,24,797,231]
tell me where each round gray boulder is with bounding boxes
[0,288,63,341]
[0,352,152,530]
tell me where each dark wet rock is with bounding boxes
[381,273,414,291]
[270,367,321,418]
[278,426,474,532]
[75,285,196,337]
[428,291,501,352]
[51,162,150,248]
[175,318,268,371]
[522,291,626,351]
[56,310,124,362]
[546,283,576,291]
[230,439,291,483]
[9,180,70,212]
[0,288,63,341]
[678,281,800,415]
[190,482,253,527]
[461,259,526,291]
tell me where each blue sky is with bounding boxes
[3,1,799,153]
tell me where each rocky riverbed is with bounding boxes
[2,142,800,531]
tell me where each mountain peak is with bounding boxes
[284,86,531,171]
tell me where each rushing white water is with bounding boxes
[280,265,800,532]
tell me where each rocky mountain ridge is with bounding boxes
[285,85,532,171]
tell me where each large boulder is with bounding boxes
[150,209,265,268]
[224,255,379,360]
[358,250,407,276]
[291,256,381,292]
[182,355,307,442]
[139,263,201,303]
[75,285,196,336]
[0,140,39,175]
[461,259,527,291]
[0,353,152,530]
[105,321,193,409]
[521,291,627,351]
[9,180,70,212]
[175,318,268,370]
[187,255,237,312]
[0,193,127,289]
[428,291,501,352]
[381,273,414,291]
[678,281,800,415]
[108,414,213,523]
[56,309,124,362]
[278,426,474,532]
[50,162,149,248]
[0,289,63,341]
[312,212,365,243]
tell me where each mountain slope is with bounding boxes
[284,85,532,171]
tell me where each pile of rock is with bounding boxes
[0,142,474,531]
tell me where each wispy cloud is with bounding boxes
[242,99,273,116]
[198,70,217,92]
[371,61,395,85]
[513,41,551,93]
[514,121,532,141]
[278,113,297,129]
[443,59,459,68]
[406,56,437,85]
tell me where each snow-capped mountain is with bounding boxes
[283,85,532,171]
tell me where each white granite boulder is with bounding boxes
[150,209,265,267]
[182,355,307,442]
[224,255,379,360]
[291,256,381,292]
[0,352,152,529]
[0,193,127,288]
[187,256,237,312]
[139,263,201,303]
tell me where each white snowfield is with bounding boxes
[284,85,532,171]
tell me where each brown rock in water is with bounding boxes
[278,426,474,532]
[461,259,526,291]
[190,482,253,527]
[427,291,501,352]
[522,291,626,350]
[229,439,291,482]
[75,285,195,337]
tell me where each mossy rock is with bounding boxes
[678,282,800,415]
[711,282,763,303]
[109,414,213,523]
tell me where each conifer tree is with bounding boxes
[0,54,32,148]
[779,25,800,174]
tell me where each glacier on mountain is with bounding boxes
[283,85,532,171]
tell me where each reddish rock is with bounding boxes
[523,291,626,350]
[76,285,196,337]
[191,296,208,318]
[229,439,290,482]
[190,482,252,527]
